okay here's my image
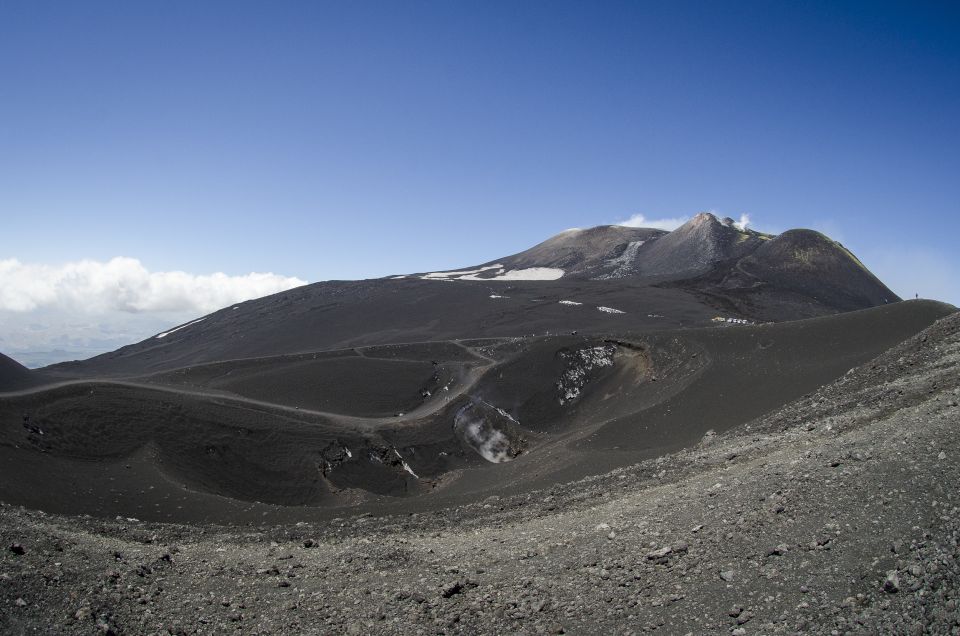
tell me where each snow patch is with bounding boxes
[557,345,617,405]
[712,316,753,325]
[421,265,564,282]
[488,267,564,281]
[490,294,507,299]
[558,300,582,306]
[597,306,625,314]
[394,449,419,478]
[422,264,503,279]
[156,317,206,339]
[474,398,519,425]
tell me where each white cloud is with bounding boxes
[0,257,308,366]
[615,214,689,231]
[0,257,306,314]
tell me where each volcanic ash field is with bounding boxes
[1,215,958,634]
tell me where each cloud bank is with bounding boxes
[615,214,688,231]
[0,257,307,314]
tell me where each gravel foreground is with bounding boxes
[2,312,958,635]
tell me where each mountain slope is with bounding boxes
[40,214,901,378]
[0,352,46,392]
[728,229,898,309]
[674,228,901,320]
[633,212,766,278]
[1,300,953,522]
[477,225,667,279]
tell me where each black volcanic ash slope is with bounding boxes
[2,305,958,636]
[0,300,952,523]
[0,211,928,524]
[0,216,954,635]
[39,213,898,379]
[726,229,897,309]
[475,224,668,278]
[633,212,766,278]
[0,352,47,392]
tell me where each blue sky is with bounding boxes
[1,1,958,363]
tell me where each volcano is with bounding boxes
[2,215,958,636]
[0,213,933,524]
[32,213,898,378]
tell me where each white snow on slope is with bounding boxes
[422,264,503,279]
[420,264,564,282]
[487,267,564,281]
[156,317,206,339]
[559,300,583,306]
[394,449,419,478]
[597,306,625,314]
[557,345,617,404]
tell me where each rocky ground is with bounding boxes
[2,311,959,635]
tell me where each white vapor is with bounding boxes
[0,257,307,314]
[733,214,751,231]
[615,214,689,231]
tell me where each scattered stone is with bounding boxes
[720,570,735,582]
[883,571,900,593]
[441,581,465,598]
[647,546,672,559]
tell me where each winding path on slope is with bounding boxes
[0,339,503,430]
